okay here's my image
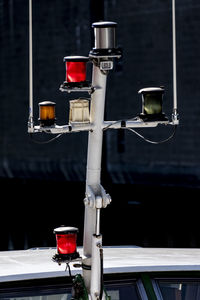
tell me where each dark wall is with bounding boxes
[1,0,200,187]
[104,1,200,187]
[1,179,199,250]
[0,0,91,181]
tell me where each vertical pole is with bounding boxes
[90,234,103,299]
[83,64,107,292]
[28,0,34,131]
[172,0,178,121]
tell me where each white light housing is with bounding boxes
[69,99,90,123]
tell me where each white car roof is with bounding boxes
[0,246,200,282]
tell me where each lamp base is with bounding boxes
[61,81,90,88]
[59,82,93,94]
[89,47,122,58]
[52,251,80,264]
[139,113,168,122]
[38,119,56,127]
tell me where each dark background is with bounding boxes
[1,0,200,250]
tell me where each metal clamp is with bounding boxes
[84,185,112,209]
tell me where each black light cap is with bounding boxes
[63,56,89,62]
[39,101,56,106]
[92,21,117,28]
[138,87,164,95]
[54,226,78,234]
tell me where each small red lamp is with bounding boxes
[53,226,80,263]
[63,56,89,88]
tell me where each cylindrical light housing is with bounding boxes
[64,56,88,86]
[92,21,117,49]
[69,99,90,123]
[138,87,167,121]
[38,101,56,126]
[54,226,79,260]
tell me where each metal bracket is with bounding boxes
[171,109,179,125]
[100,60,114,71]
[84,185,112,209]
[59,84,95,94]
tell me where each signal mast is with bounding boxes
[28,1,179,299]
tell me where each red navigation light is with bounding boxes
[64,56,88,85]
[53,226,79,262]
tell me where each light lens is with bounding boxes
[66,61,87,83]
[38,101,56,126]
[56,233,77,255]
[143,92,162,115]
[69,99,90,123]
[64,56,88,84]
[54,226,78,255]
[138,87,168,121]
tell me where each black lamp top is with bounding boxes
[92,21,117,28]
[38,101,56,106]
[54,226,78,234]
[138,87,164,94]
[63,56,89,62]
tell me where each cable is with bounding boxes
[103,120,122,131]
[99,247,104,300]
[126,125,177,144]
[66,262,72,278]
[29,133,63,144]
[103,117,138,131]
[103,117,177,144]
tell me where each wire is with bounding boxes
[103,117,138,131]
[29,133,63,144]
[103,120,122,131]
[126,125,177,144]
[103,118,177,144]
[99,247,104,300]
[66,262,72,278]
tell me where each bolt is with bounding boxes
[83,198,88,205]
[106,193,112,203]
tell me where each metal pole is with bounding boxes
[28,0,34,132]
[172,0,179,122]
[82,64,107,293]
